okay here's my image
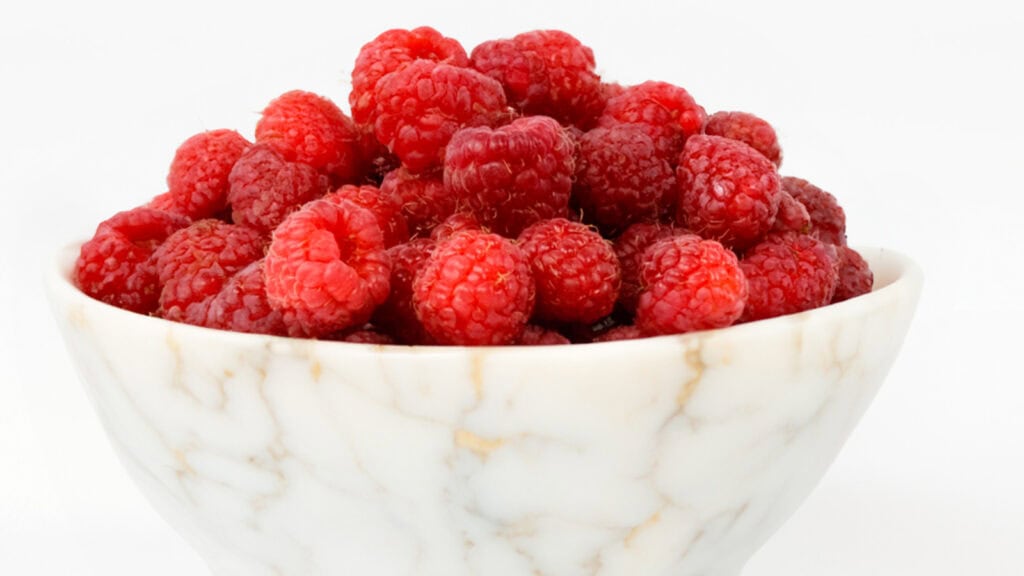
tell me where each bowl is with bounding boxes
[47,244,921,576]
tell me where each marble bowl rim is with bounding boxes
[48,242,922,357]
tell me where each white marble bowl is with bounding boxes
[48,245,921,576]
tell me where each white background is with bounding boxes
[2,0,1022,573]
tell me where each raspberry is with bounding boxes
[444,115,574,237]
[676,134,782,249]
[334,328,396,345]
[155,220,265,325]
[593,325,643,342]
[324,184,409,248]
[470,30,603,128]
[781,176,847,246]
[413,230,534,345]
[74,207,190,313]
[598,81,706,162]
[613,222,687,314]
[574,124,676,235]
[739,233,839,322]
[355,125,400,185]
[832,246,873,303]
[429,212,481,242]
[165,129,252,219]
[205,260,286,335]
[372,60,510,174]
[518,218,620,324]
[636,236,747,336]
[255,90,361,183]
[371,238,436,344]
[349,27,469,127]
[704,111,782,167]
[227,144,328,234]
[264,199,391,337]
[771,189,812,235]
[380,167,457,238]
[518,325,570,346]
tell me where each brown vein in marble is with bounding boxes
[623,509,663,548]
[454,429,505,457]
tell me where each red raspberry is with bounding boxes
[413,230,534,345]
[372,60,510,174]
[205,260,286,335]
[593,325,643,342]
[335,328,396,345]
[470,30,603,128]
[429,212,481,242]
[255,90,361,183]
[771,190,812,235]
[227,144,328,234]
[74,207,190,313]
[598,81,706,162]
[444,116,574,237]
[517,325,570,346]
[613,222,687,314]
[155,220,265,325]
[740,233,840,322]
[324,184,409,248]
[832,246,873,303]
[165,129,252,219]
[349,27,469,127]
[574,124,676,235]
[781,176,847,246]
[676,134,782,249]
[264,199,391,337]
[636,236,747,336]
[704,111,782,167]
[379,167,457,238]
[518,218,620,324]
[372,238,436,345]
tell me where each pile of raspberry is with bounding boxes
[74,27,873,346]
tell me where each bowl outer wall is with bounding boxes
[46,245,922,576]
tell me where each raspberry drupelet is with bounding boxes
[781,176,847,246]
[205,260,287,335]
[165,129,252,219]
[74,207,190,314]
[598,81,707,163]
[739,233,840,322]
[771,190,812,235]
[517,325,571,346]
[324,184,410,248]
[413,230,535,345]
[832,245,874,303]
[227,144,329,234]
[444,115,575,237]
[613,222,688,314]
[429,212,482,242]
[635,235,748,336]
[379,167,457,238]
[704,111,782,167]
[676,134,782,250]
[264,198,391,337]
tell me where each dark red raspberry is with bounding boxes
[740,233,839,322]
[598,81,706,162]
[470,30,603,128]
[165,129,252,219]
[444,115,574,237]
[324,184,409,248]
[429,212,482,242]
[264,199,391,337]
[781,176,847,246]
[771,190,812,235]
[676,134,782,249]
[380,167,457,238]
[704,111,782,167]
[413,230,535,345]
[832,246,873,303]
[74,207,190,313]
[613,222,687,314]
[574,124,676,235]
[372,60,510,174]
[593,325,643,342]
[518,218,620,324]
[372,238,436,345]
[205,260,286,335]
[227,144,328,234]
[255,90,361,183]
[355,125,400,185]
[335,328,396,345]
[349,27,469,127]
[517,325,570,346]
[155,220,265,325]
[636,236,747,336]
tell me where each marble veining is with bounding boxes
[47,247,922,576]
